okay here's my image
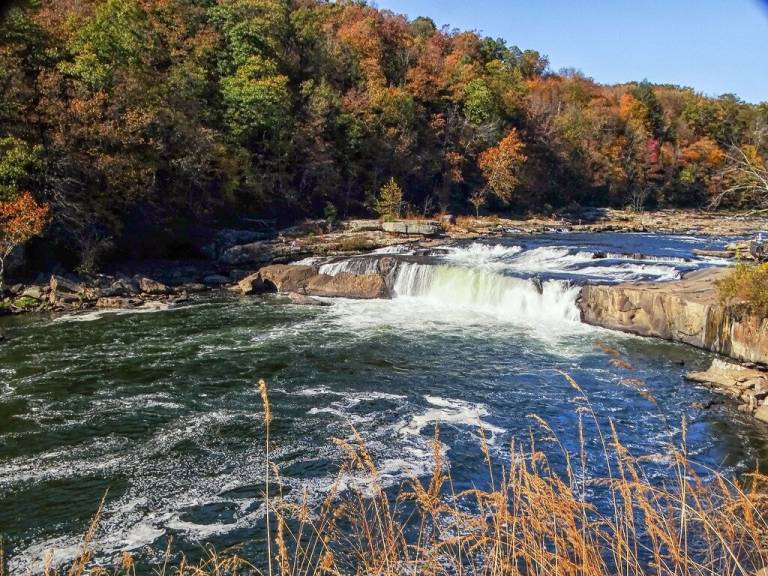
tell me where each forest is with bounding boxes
[1,0,767,271]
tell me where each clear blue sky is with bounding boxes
[373,0,768,104]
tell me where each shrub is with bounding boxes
[716,262,768,317]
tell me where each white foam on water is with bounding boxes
[293,256,324,266]
[443,242,523,269]
[372,244,414,255]
[53,302,175,323]
[1,368,15,397]
[604,252,690,263]
[575,263,681,282]
[318,257,381,276]
[400,395,505,439]
[392,262,582,327]
[441,244,684,282]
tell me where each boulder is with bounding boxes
[138,277,171,295]
[203,229,273,259]
[579,268,768,365]
[685,358,768,417]
[50,274,85,295]
[237,272,266,295]
[755,404,768,424]
[686,358,767,390]
[382,220,442,236]
[22,285,46,300]
[49,274,87,306]
[344,220,383,232]
[305,272,389,299]
[202,274,231,286]
[96,297,141,309]
[219,240,279,266]
[258,264,318,293]
[257,264,389,299]
[751,239,768,262]
[106,278,139,296]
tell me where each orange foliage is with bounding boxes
[0,192,49,284]
[0,192,49,250]
[478,129,527,203]
[682,137,726,168]
[619,93,649,132]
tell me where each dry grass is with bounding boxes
[9,377,768,576]
[335,236,375,253]
[717,262,768,318]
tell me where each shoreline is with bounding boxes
[3,208,766,313]
[2,210,767,424]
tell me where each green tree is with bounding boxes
[0,136,42,201]
[59,0,149,90]
[463,79,498,125]
[375,177,403,220]
[221,55,291,141]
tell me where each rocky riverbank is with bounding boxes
[579,268,768,365]
[579,268,768,420]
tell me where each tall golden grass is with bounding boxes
[6,375,768,576]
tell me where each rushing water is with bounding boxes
[1,232,767,572]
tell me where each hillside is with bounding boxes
[0,0,767,272]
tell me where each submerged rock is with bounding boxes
[692,248,737,259]
[287,292,331,306]
[202,274,231,287]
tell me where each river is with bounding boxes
[1,232,767,572]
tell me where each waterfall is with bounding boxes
[392,262,581,324]
[318,256,383,276]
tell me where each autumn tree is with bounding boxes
[0,0,766,274]
[469,189,487,218]
[716,145,768,209]
[0,191,48,289]
[478,129,527,204]
[375,177,404,220]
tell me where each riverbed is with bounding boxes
[1,232,767,572]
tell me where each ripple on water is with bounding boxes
[2,233,767,573]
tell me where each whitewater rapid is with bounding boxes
[295,237,721,330]
[2,232,748,573]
